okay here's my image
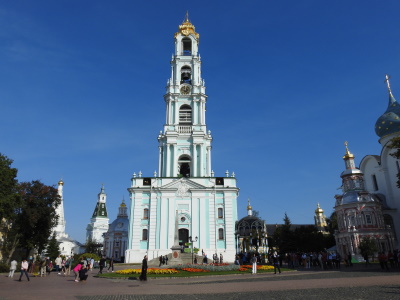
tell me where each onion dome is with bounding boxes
[375,75,400,138]
[315,203,324,214]
[58,179,64,186]
[175,11,199,40]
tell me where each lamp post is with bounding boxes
[188,235,198,264]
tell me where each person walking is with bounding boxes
[55,255,62,275]
[98,256,106,274]
[139,255,148,281]
[8,259,17,278]
[40,258,46,277]
[18,259,30,281]
[107,257,114,272]
[251,254,257,274]
[273,251,281,274]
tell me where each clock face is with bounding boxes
[117,222,123,228]
[180,86,190,95]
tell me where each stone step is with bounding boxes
[148,252,201,266]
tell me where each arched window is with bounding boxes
[143,208,149,219]
[180,66,192,84]
[182,38,192,55]
[218,228,224,240]
[142,229,148,241]
[218,208,223,219]
[179,105,192,124]
[178,155,191,177]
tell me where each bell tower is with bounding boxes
[158,13,212,178]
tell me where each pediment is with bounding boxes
[161,178,206,190]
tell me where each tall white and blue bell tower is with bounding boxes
[125,15,239,263]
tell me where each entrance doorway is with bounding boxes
[179,228,189,249]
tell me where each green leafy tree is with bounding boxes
[16,180,61,257]
[359,237,378,258]
[84,238,103,256]
[0,153,22,263]
[45,233,60,260]
[389,137,400,187]
[326,211,338,234]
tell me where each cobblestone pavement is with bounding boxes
[1,266,400,300]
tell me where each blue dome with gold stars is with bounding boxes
[375,77,400,138]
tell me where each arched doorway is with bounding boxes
[179,228,189,249]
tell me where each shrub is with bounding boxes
[0,263,9,273]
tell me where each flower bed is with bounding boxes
[239,265,274,271]
[181,268,210,273]
[116,268,179,275]
[175,263,241,272]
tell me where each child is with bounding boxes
[79,265,88,282]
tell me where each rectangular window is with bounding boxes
[142,229,148,241]
[365,214,372,224]
[216,178,224,185]
[218,228,224,240]
[143,208,149,219]
[143,178,151,186]
[372,175,379,191]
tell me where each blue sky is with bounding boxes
[1,0,400,243]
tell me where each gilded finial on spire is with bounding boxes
[184,11,189,23]
[385,74,393,96]
[343,141,354,159]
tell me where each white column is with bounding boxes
[166,144,170,177]
[202,101,206,125]
[199,144,203,177]
[193,100,197,125]
[207,146,211,176]
[193,144,197,177]
[172,144,177,177]
[175,100,179,125]
[158,146,162,176]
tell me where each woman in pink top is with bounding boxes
[18,259,30,281]
[73,262,83,282]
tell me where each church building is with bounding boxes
[125,16,239,263]
[86,185,110,244]
[103,199,129,262]
[334,76,399,257]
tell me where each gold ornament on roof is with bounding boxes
[175,11,199,40]
[58,179,64,186]
[315,203,324,214]
[343,141,354,159]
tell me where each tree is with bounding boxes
[359,237,378,258]
[388,137,400,187]
[45,233,60,260]
[0,153,22,263]
[326,211,338,234]
[16,180,60,257]
[0,154,20,222]
[273,213,295,253]
[84,238,103,256]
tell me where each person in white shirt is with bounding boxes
[8,260,17,278]
[18,259,30,281]
[55,255,62,275]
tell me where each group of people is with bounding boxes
[7,255,116,283]
[158,255,168,266]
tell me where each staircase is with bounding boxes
[148,253,201,266]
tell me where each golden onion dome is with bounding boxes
[175,12,199,40]
[58,179,64,186]
[315,203,324,214]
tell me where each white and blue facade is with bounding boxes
[125,16,239,263]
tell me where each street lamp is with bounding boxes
[188,235,198,264]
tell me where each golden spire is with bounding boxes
[343,141,354,159]
[175,11,199,40]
